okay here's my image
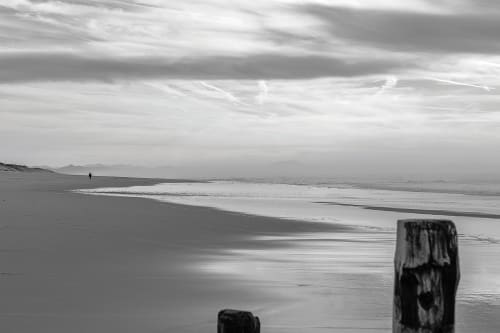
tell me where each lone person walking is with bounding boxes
[88,172,92,180]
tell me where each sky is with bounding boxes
[1,0,500,178]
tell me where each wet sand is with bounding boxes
[0,172,342,333]
[316,201,500,219]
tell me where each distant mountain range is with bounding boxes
[0,162,53,173]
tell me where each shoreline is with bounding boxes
[3,172,500,332]
[0,172,343,333]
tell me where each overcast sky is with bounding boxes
[2,0,500,178]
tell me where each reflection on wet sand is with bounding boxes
[197,228,500,332]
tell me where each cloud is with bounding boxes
[256,80,269,105]
[199,81,242,104]
[374,76,398,95]
[3,0,500,176]
[143,81,187,97]
[425,77,495,91]
[301,5,500,54]
[2,0,151,13]
[0,52,409,83]
[0,6,96,46]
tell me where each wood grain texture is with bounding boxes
[393,219,460,333]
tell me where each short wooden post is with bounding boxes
[217,309,260,333]
[393,219,460,333]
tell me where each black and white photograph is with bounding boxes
[1,0,500,332]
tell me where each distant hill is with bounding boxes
[52,164,176,178]
[54,164,115,175]
[0,162,53,173]
[52,160,319,179]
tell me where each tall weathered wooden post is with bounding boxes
[217,309,260,333]
[393,219,460,333]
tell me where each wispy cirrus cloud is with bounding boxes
[256,80,269,105]
[2,0,500,177]
[199,81,243,104]
[425,77,495,91]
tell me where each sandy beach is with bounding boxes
[2,172,500,333]
[0,172,344,333]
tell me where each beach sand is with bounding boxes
[1,172,500,333]
[0,172,344,333]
